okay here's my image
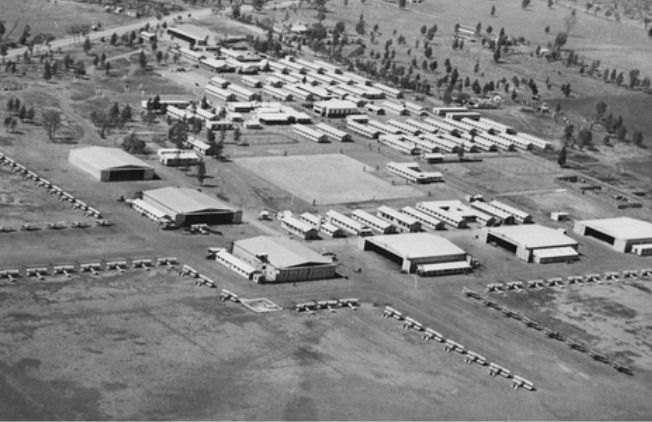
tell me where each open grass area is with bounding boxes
[236,154,425,204]
[0,0,134,42]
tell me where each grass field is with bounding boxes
[0,0,133,41]
[236,154,425,204]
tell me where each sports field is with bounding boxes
[236,154,425,204]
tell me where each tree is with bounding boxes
[121,105,132,123]
[398,0,406,9]
[355,14,366,35]
[577,128,592,149]
[42,110,62,142]
[595,101,607,120]
[557,146,567,167]
[18,105,27,121]
[142,111,155,127]
[196,160,207,186]
[6,98,14,114]
[83,37,91,54]
[168,121,189,149]
[491,5,496,16]
[521,0,530,9]
[3,116,12,133]
[421,25,427,35]
[493,48,501,63]
[629,69,640,89]
[43,61,52,80]
[563,123,574,141]
[548,0,553,7]
[122,132,147,154]
[616,125,627,140]
[554,32,567,49]
[139,50,147,68]
[633,131,644,147]
[26,107,35,121]
[233,126,242,144]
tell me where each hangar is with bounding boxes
[480,225,579,263]
[68,146,155,181]
[142,187,242,226]
[573,217,652,254]
[357,232,471,275]
[232,236,337,282]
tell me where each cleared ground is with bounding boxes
[235,154,425,204]
[2,2,652,419]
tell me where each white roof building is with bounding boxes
[142,187,242,226]
[480,225,579,263]
[574,217,652,253]
[68,146,154,182]
[358,232,470,274]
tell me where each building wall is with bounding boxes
[232,243,336,282]
[69,153,103,181]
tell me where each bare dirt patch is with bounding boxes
[236,153,425,204]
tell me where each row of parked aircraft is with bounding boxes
[462,288,634,375]
[0,257,179,282]
[382,306,535,390]
[487,269,652,295]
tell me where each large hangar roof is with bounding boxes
[579,217,652,240]
[235,236,332,268]
[488,224,578,249]
[144,187,234,215]
[369,233,465,259]
[70,147,153,171]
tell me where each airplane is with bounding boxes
[488,362,510,378]
[585,273,601,283]
[219,289,240,303]
[511,375,535,391]
[189,224,210,235]
[26,268,48,280]
[481,298,501,310]
[47,222,67,230]
[506,281,525,292]
[521,317,542,330]
[382,306,403,320]
[180,264,199,278]
[527,279,544,289]
[71,221,89,228]
[339,298,359,309]
[133,259,153,270]
[639,268,652,278]
[499,306,518,318]
[603,271,619,281]
[403,317,423,331]
[543,328,564,341]
[96,219,115,227]
[422,328,445,342]
[157,257,178,269]
[318,300,339,312]
[462,287,482,299]
[588,349,611,364]
[464,351,487,365]
[486,283,504,293]
[566,338,588,352]
[612,362,633,375]
[622,270,638,280]
[546,277,564,287]
[80,263,102,275]
[53,265,74,278]
[296,302,317,314]
[20,223,39,231]
[443,340,465,354]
